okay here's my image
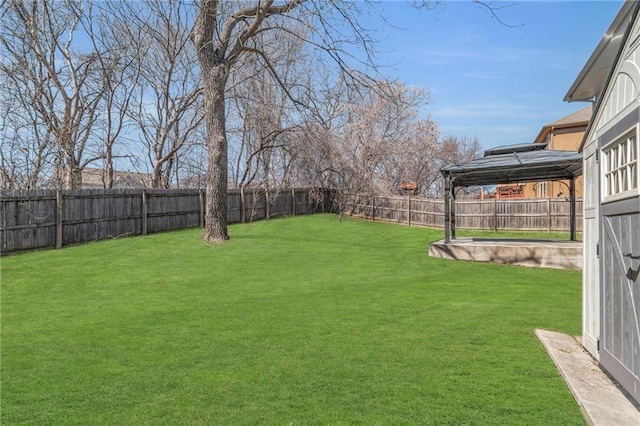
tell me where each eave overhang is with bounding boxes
[564,1,635,103]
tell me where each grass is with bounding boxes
[1,214,584,425]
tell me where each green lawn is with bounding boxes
[1,214,584,425]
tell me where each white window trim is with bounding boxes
[535,181,548,198]
[601,123,640,203]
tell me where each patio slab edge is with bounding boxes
[535,329,640,426]
[428,238,582,270]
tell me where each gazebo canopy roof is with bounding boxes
[483,141,548,156]
[441,144,583,187]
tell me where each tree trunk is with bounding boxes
[202,62,229,241]
[106,146,114,189]
[64,145,82,189]
[152,163,163,189]
[65,162,82,189]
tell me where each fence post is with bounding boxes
[370,195,375,221]
[547,198,551,232]
[199,189,205,228]
[493,196,498,232]
[142,190,148,235]
[407,195,411,226]
[56,190,63,249]
[292,188,296,216]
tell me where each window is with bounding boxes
[538,181,547,198]
[603,127,639,201]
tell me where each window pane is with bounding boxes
[608,148,613,170]
[607,173,613,196]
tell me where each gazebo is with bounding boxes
[440,142,582,243]
[429,143,583,270]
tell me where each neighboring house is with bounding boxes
[82,168,152,189]
[496,106,590,199]
[566,0,640,405]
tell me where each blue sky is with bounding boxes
[359,0,624,150]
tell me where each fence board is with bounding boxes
[339,193,582,233]
[1,188,325,254]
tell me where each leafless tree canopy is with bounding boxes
[2,0,490,239]
[1,1,108,189]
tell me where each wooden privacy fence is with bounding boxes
[0,188,324,254]
[1,188,583,254]
[339,193,583,233]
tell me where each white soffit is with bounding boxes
[564,1,635,103]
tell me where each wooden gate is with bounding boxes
[600,212,640,404]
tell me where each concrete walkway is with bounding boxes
[536,329,640,425]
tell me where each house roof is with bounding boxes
[533,105,592,144]
[82,168,151,189]
[441,145,582,187]
[564,1,636,103]
[550,105,593,127]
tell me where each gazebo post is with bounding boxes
[451,184,456,239]
[569,177,577,241]
[444,172,451,243]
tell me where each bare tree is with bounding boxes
[289,76,481,200]
[336,81,429,194]
[0,69,56,189]
[1,0,111,189]
[288,68,349,194]
[430,135,482,196]
[227,28,308,191]
[81,2,147,189]
[116,0,204,189]
[191,0,383,241]
[385,117,441,197]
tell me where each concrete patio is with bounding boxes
[428,238,582,270]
